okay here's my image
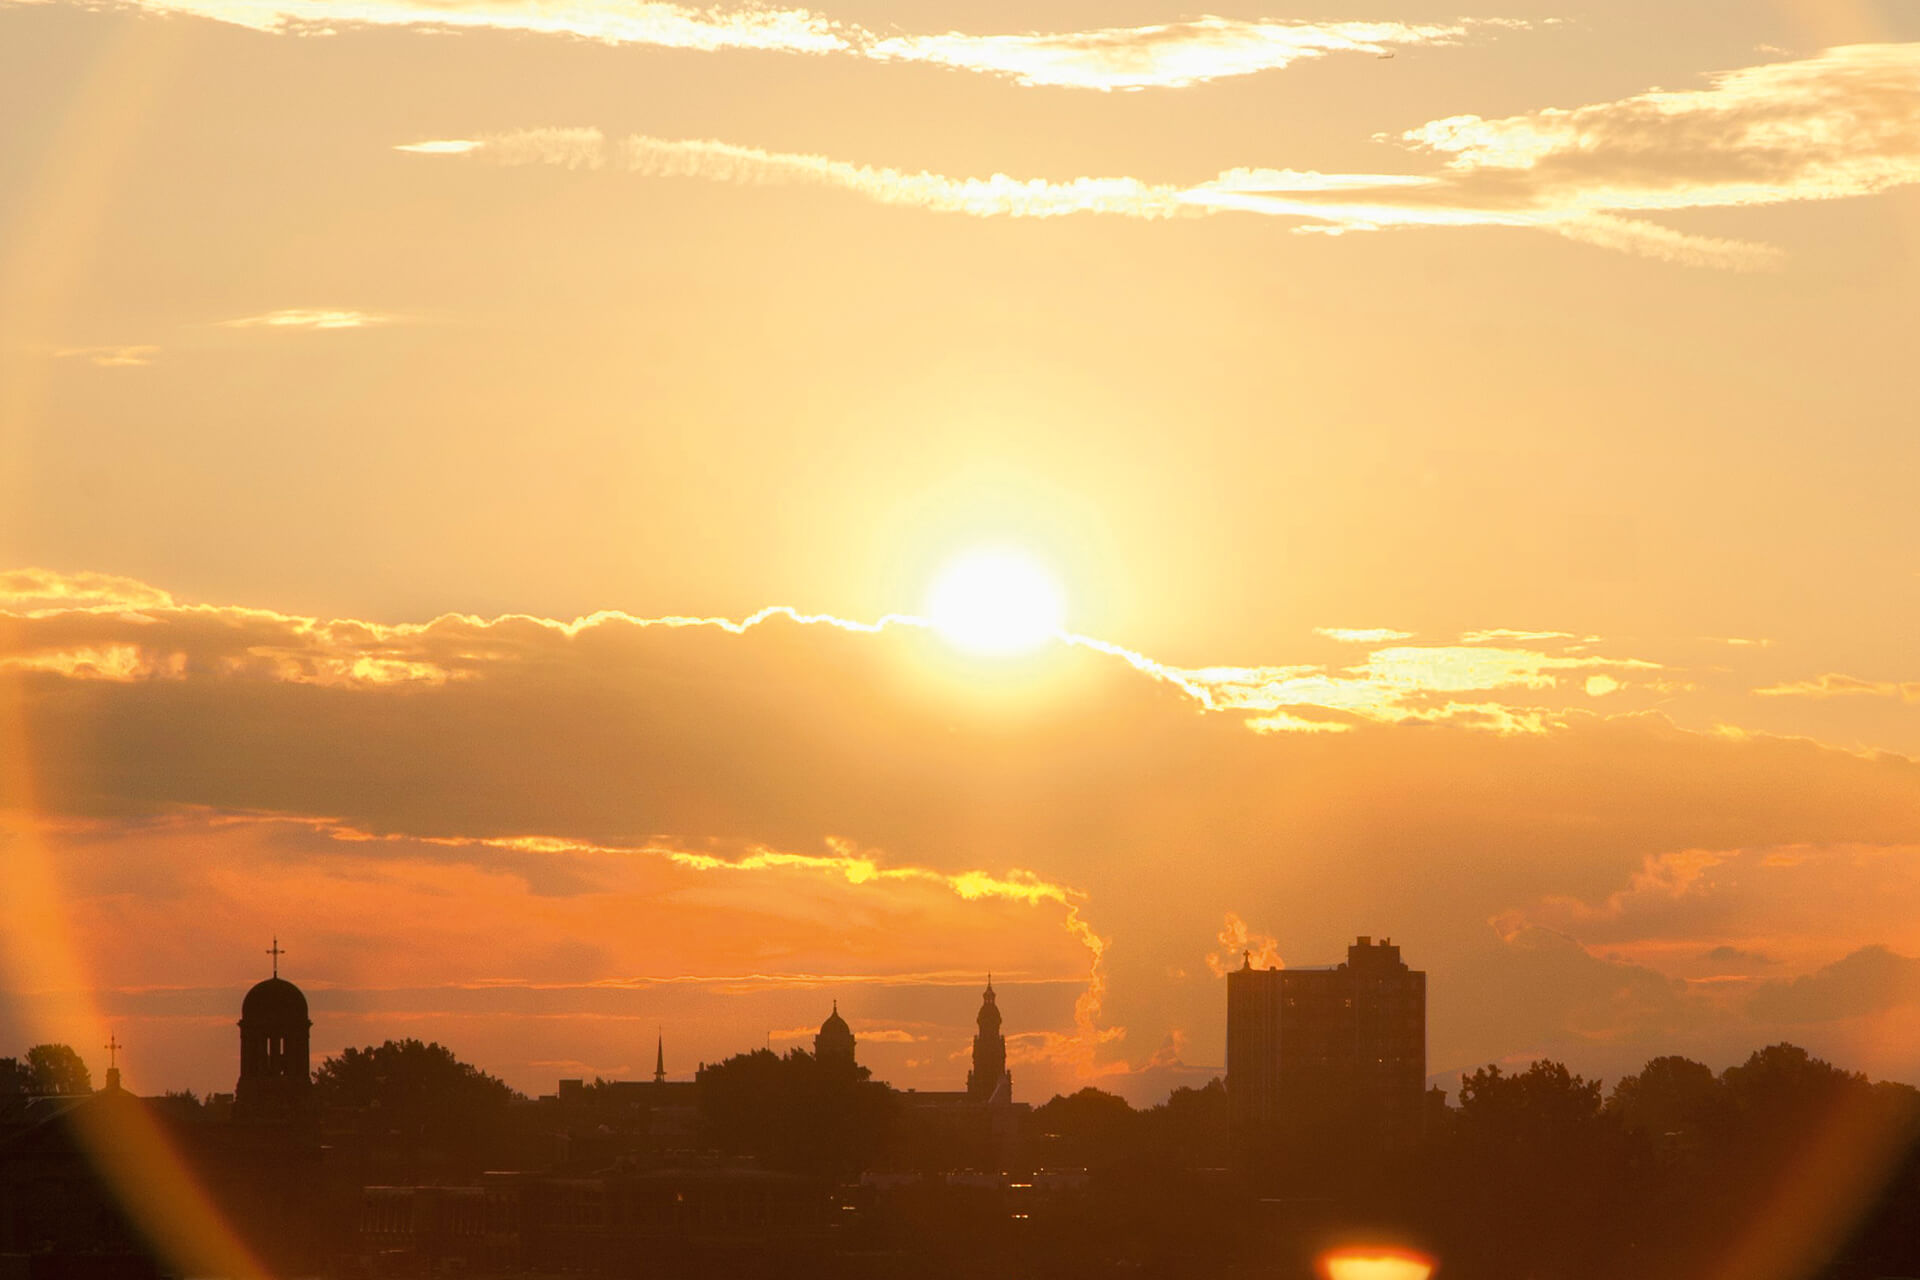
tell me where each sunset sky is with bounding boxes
[2,0,1918,1105]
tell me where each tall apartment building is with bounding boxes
[1226,936,1426,1153]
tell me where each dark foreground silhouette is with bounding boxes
[3,1038,1918,1279]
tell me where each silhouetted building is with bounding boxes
[1226,936,1425,1157]
[965,978,1009,1102]
[815,1002,857,1072]
[884,979,1028,1171]
[234,939,312,1121]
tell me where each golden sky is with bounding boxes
[2,0,1918,1103]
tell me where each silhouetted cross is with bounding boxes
[267,937,285,977]
[104,1035,123,1068]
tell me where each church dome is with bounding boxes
[814,1001,856,1068]
[241,976,309,1024]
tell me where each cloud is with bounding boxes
[62,0,1515,90]
[1205,913,1283,977]
[42,345,160,368]
[1756,673,1920,703]
[113,0,847,53]
[771,1024,924,1043]
[863,18,1499,92]
[1315,627,1414,644]
[0,567,1671,732]
[219,308,398,330]
[7,569,1920,1098]
[0,568,176,613]
[403,130,1198,218]
[1400,43,1920,211]
[1461,629,1581,644]
[1749,946,1920,1023]
[404,45,1920,268]
[1702,944,1777,972]
[1495,842,1920,1034]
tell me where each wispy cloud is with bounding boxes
[117,0,845,53]
[1756,673,1920,703]
[403,44,1920,268]
[1315,626,1414,644]
[220,308,398,330]
[863,18,1503,92]
[42,344,160,368]
[403,129,1200,217]
[70,0,1511,90]
[397,128,1435,222]
[1461,628,1581,644]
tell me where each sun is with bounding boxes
[924,549,1066,657]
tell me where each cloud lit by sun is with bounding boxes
[925,549,1066,657]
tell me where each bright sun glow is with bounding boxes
[925,549,1066,657]
[1318,1248,1437,1280]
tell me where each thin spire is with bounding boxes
[654,1030,665,1084]
[266,936,285,978]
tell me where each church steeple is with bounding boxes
[966,975,1009,1102]
[103,1034,124,1093]
[654,1031,666,1085]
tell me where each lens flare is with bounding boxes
[1319,1246,1437,1280]
[925,548,1065,656]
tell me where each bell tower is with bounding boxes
[235,938,313,1120]
[966,976,1009,1102]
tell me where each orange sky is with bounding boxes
[2,0,1918,1103]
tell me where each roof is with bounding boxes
[241,975,309,1022]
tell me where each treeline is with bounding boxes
[1024,1044,1920,1280]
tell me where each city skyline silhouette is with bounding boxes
[5,0,1920,1273]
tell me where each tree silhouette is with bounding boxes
[1448,1060,1638,1278]
[315,1038,522,1172]
[1608,1054,1722,1157]
[0,1044,94,1094]
[1031,1087,1140,1170]
[696,1047,891,1178]
[1141,1078,1229,1169]
[1721,1041,1865,1121]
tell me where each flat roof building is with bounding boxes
[1226,936,1426,1162]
